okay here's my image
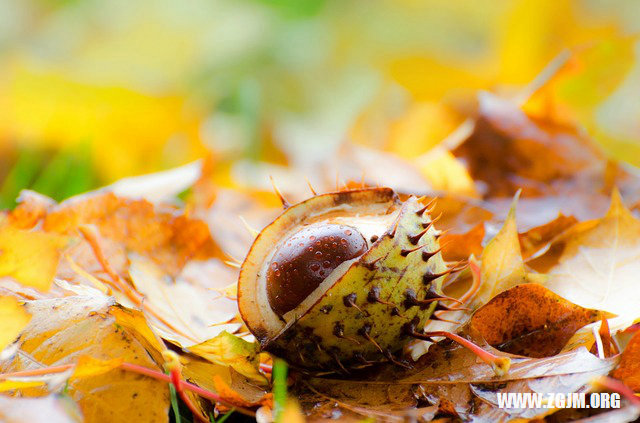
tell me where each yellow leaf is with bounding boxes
[0,296,169,423]
[474,192,526,308]
[387,102,460,157]
[0,224,65,292]
[415,148,477,197]
[189,331,266,385]
[0,296,31,352]
[0,380,45,392]
[72,356,123,379]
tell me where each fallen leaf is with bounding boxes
[611,330,640,391]
[128,254,240,347]
[542,190,640,324]
[0,296,31,352]
[472,194,527,308]
[42,192,222,276]
[212,372,272,409]
[188,331,266,385]
[300,345,614,422]
[470,283,612,357]
[519,213,578,259]
[440,222,485,262]
[0,223,65,292]
[0,295,170,423]
[453,92,606,199]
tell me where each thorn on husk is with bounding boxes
[384,349,413,369]
[333,322,361,345]
[305,177,318,196]
[358,324,384,353]
[367,286,396,306]
[408,227,430,245]
[329,350,350,374]
[388,220,400,238]
[363,256,382,271]
[420,211,443,230]
[343,293,367,314]
[354,352,375,365]
[422,269,454,284]
[270,176,290,208]
[416,198,437,216]
[421,247,443,262]
[401,244,429,257]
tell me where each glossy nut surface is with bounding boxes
[266,223,367,315]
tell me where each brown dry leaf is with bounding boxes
[0,395,83,423]
[6,190,55,230]
[300,345,614,422]
[453,92,606,199]
[0,222,66,292]
[519,213,578,260]
[611,330,640,392]
[0,295,31,352]
[41,192,222,276]
[541,191,640,325]
[440,222,485,262]
[470,283,612,357]
[212,372,272,409]
[0,295,170,423]
[127,254,240,348]
[181,355,270,409]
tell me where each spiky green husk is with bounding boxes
[239,188,451,372]
[268,197,448,371]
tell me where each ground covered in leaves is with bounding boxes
[1,43,640,422]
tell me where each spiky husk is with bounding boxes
[238,188,450,372]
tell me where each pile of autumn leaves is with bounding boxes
[1,95,640,422]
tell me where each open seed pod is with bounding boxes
[238,187,452,372]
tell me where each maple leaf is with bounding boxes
[541,190,640,325]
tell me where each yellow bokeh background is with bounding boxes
[0,0,638,205]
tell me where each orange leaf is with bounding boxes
[471,283,613,357]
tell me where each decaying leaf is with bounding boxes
[41,192,222,276]
[470,283,612,357]
[300,344,615,422]
[611,330,640,392]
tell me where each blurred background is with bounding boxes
[1,0,639,208]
